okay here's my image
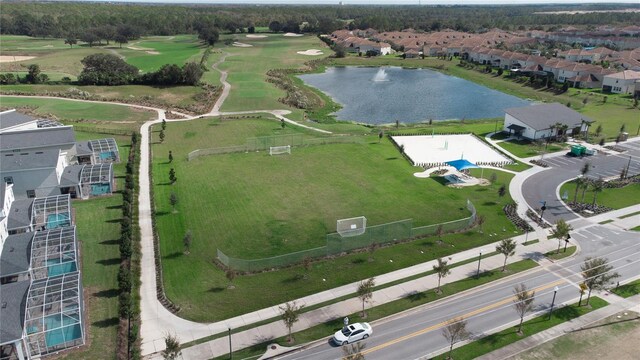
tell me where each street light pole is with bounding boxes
[548,286,559,320]
[228,328,232,360]
[476,251,482,279]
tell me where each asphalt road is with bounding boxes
[276,226,640,360]
[521,140,640,224]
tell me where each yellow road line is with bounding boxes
[361,279,565,355]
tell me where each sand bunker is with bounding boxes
[0,56,36,63]
[297,49,324,56]
[246,34,267,38]
[145,51,160,55]
[284,33,303,37]
[127,45,154,51]
[232,42,253,47]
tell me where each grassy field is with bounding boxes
[512,311,639,360]
[0,83,203,112]
[560,181,640,209]
[63,132,130,360]
[0,96,155,131]
[218,33,329,116]
[151,117,521,321]
[611,279,640,298]
[0,35,205,75]
[435,297,609,360]
[497,139,568,159]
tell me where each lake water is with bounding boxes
[298,66,531,124]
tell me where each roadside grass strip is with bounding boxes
[432,297,609,360]
[544,246,577,261]
[522,239,540,246]
[619,210,640,219]
[611,279,640,298]
[205,259,538,359]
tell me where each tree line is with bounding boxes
[77,54,203,86]
[1,2,639,39]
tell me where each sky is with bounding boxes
[73,1,640,4]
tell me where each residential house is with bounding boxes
[503,103,592,140]
[602,70,640,94]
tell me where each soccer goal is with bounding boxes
[337,216,367,237]
[269,145,291,156]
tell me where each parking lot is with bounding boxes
[522,138,640,224]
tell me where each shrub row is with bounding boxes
[503,203,534,232]
[117,132,142,360]
[147,127,181,314]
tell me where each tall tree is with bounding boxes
[198,25,220,46]
[114,34,128,48]
[573,176,586,204]
[496,238,517,271]
[441,318,470,360]
[64,37,77,48]
[357,278,376,318]
[169,168,177,184]
[183,230,192,254]
[269,20,282,33]
[279,301,304,344]
[432,258,451,294]
[225,268,236,289]
[580,257,620,306]
[551,219,572,254]
[25,64,41,84]
[498,185,506,201]
[78,53,139,85]
[169,192,178,212]
[512,283,535,335]
[591,177,605,206]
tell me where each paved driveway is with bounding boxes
[522,139,640,224]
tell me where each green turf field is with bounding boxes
[0,96,155,130]
[151,117,520,321]
[218,33,329,115]
[113,35,206,73]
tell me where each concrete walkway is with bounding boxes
[476,292,640,360]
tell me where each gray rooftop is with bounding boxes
[0,149,60,172]
[504,103,594,131]
[74,141,93,156]
[0,110,36,131]
[0,280,30,345]
[0,232,34,277]
[7,198,34,231]
[0,126,75,151]
[60,165,83,187]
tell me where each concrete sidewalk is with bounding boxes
[174,237,562,359]
[476,293,640,360]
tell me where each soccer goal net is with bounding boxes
[337,216,367,237]
[269,145,291,156]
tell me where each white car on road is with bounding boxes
[333,322,372,345]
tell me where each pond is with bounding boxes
[298,66,532,124]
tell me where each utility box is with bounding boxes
[619,132,629,142]
[571,145,587,156]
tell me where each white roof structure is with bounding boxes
[30,227,77,281]
[31,195,72,231]
[24,272,84,357]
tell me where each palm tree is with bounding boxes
[573,176,585,204]
[591,177,605,206]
